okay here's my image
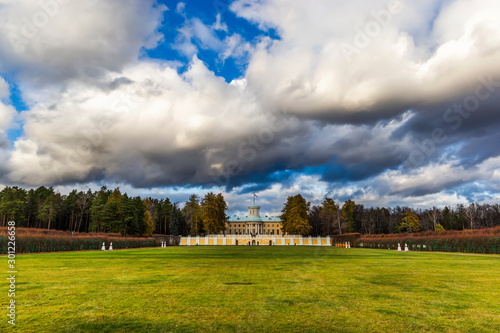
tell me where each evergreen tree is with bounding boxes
[62,190,79,231]
[37,188,59,230]
[105,188,126,235]
[182,194,203,235]
[169,203,181,236]
[308,205,322,236]
[122,195,146,236]
[319,198,340,235]
[0,186,27,227]
[89,186,111,232]
[155,198,173,234]
[24,189,38,228]
[75,190,92,233]
[341,200,357,233]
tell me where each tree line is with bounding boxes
[305,196,500,236]
[1,186,499,236]
[278,194,500,236]
[0,186,225,237]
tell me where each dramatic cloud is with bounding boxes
[1,0,500,210]
[0,0,165,84]
[6,58,297,187]
[234,0,500,122]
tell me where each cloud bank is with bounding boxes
[1,0,500,209]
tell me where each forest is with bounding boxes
[1,186,499,236]
[309,197,500,236]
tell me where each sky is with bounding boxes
[0,0,500,216]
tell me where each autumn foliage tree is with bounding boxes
[281,194,312,236]
[199,192,227,234]
[397,210,421,233]
[143,198,155,237]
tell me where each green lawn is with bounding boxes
[4,246,500,332]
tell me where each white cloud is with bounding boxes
[5,58,278,186]
[0,0,166,84]
[213,13,228,32]
[176,2,186,15]
[0,77,9,100]
[0,77,15,147]
[325,155,500,207]
[232,0,500,119]
[0,103,15,132]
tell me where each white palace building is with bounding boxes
[180,203,331,246]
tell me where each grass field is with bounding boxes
[3,246,500,332]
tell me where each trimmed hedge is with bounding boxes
[354,233,500,254]
[0,233,180,254]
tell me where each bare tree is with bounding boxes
[462,203,477,230]
[427,207,441,231]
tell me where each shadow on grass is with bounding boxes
[63,318,199,333]
[65,317,276,333]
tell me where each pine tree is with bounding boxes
[169,203,181,236]
[341,200,356,233]
[0,186,27,227]
[182,194,203,235]
[319,198,340,235]
[89,186,111,233]
[63,190,79,232]
[37,188,59,230]
[104,188,126,234]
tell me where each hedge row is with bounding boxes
[0,235,180,254]
[354,236,500,254]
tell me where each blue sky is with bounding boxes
[1,0,500,215]
[146,0,278,82]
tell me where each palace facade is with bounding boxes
[225,205,283,236]
[180,202,331,246]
